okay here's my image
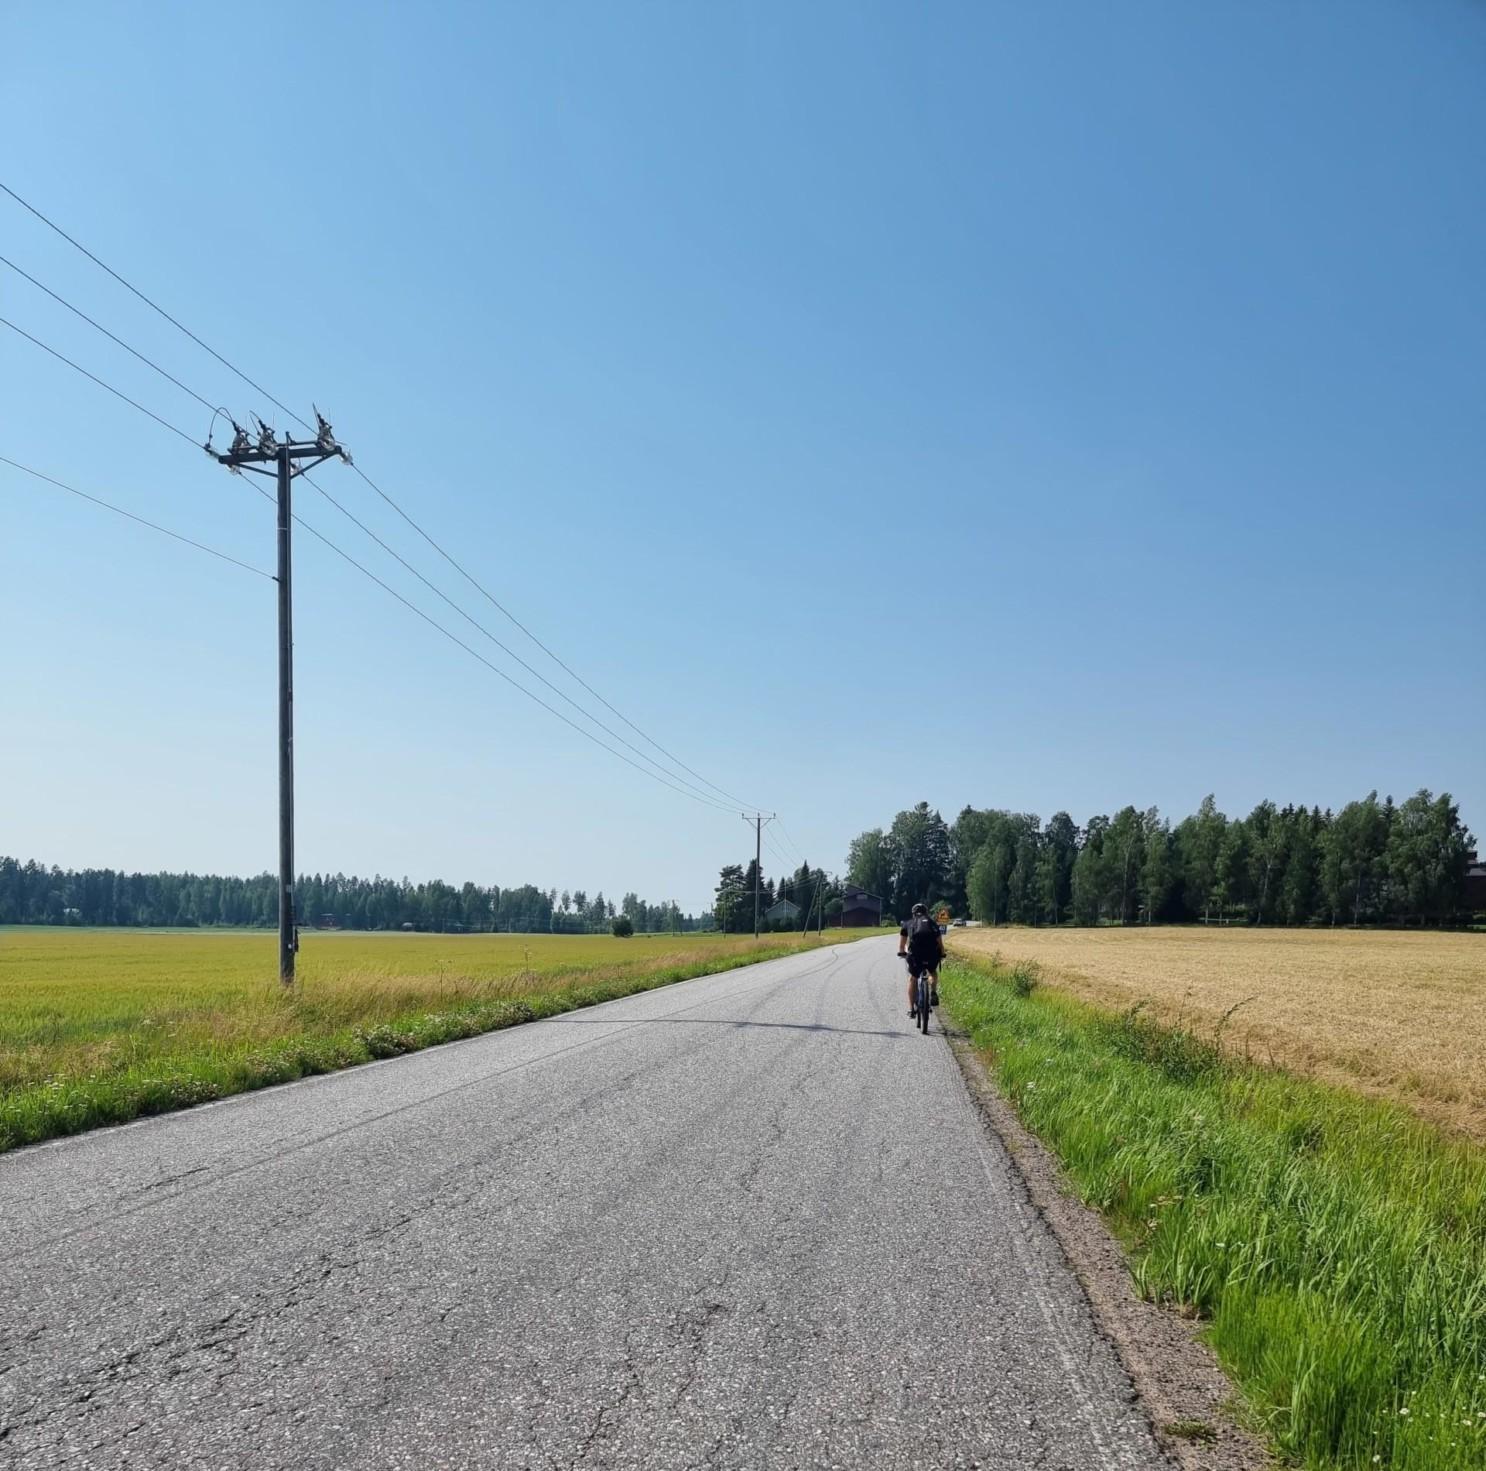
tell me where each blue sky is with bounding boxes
[3,1,1482,910]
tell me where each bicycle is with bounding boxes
[904,953,933,1034]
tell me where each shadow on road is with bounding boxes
[549,1017,908,1040]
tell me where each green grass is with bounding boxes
[0,928,870,1152]
[941,954,1486,1471]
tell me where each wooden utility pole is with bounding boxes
[741,812,775,938]
[214,412,349,985]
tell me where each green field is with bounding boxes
[942,952,1486,1471]
[0,927,868,1151]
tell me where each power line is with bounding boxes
[0,178,758,813]
[0,180,765,819]
[3,245,745,807]
[0,254,220,415]
[770,848,819,880]
[763,829,798,873]
[349,461,758,811]
[0,316,734,813]
[287,509,741,813]
[0,455,271,580]
[0,315,202,449]
[775,817,809,865]
[0,181,309,433]
[300,471,737,811]
[774,873,828,893]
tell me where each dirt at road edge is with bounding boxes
[945,1030,1274,1471]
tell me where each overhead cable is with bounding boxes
[0,272,732,803]
[0,320,735,810]
[0,316,201,448]
[348,461,757,810]
[0,455,271,580]
[0,180,762,817]
[763,829,797,872]
[775,817,809,866]
[0,254,219,415]
[301,472,735,810]
[0,181,308,432]
[287,511,741,813]
[0,181,759,812]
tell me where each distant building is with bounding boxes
[838,886,883,927]
[763,897,801,924]
[1465,850,1486,911]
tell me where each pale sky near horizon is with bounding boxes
[3,1,1483,911]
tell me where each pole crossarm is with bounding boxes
[214,442,345,471]
[217,449,341,479]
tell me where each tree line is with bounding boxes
[0,858,701,934]
[845,791,1478,928]
[713,859,838,932]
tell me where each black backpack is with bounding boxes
[907,913,939,955]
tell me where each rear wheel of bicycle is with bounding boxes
[919,978,930,1033]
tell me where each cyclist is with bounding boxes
[898,902,944,1017]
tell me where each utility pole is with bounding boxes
[213,411,349,985]
[741,812,775,938]
[799,873,823,937]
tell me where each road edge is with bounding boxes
[943,1026,1274,1471]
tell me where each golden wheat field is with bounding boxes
[949,925,1486,1140]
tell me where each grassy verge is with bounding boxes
[0,936,835,1153]
[940,953,1486,1471]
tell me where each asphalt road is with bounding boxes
[0,937,1168,1469]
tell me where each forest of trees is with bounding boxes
[9,787,1476,937]
[846,791,1479,929]
[0,858,701,935]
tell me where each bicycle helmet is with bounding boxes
[911,902,928,917]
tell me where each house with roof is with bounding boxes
[839,886,883,927]
[1465,850,1486,911]
[763,897,801,925]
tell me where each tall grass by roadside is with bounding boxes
[0,935,837,1153]
[941,953,1486,1471]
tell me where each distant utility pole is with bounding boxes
[801,875,821,938]
[741,812,775,939]
[213,411,349,986]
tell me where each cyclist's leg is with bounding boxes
[906,956,919,1014]
[929,964,940,1006]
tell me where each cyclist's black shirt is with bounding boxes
[901,919,943,964]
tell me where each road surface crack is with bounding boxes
[568,1328,644,1468]
[138,1166,209,1193]
[666,1266,734,1410]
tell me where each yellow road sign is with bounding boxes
[936,908,950,925]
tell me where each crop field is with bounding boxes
[0,927,869,1151]
[949,926,1486,1140]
